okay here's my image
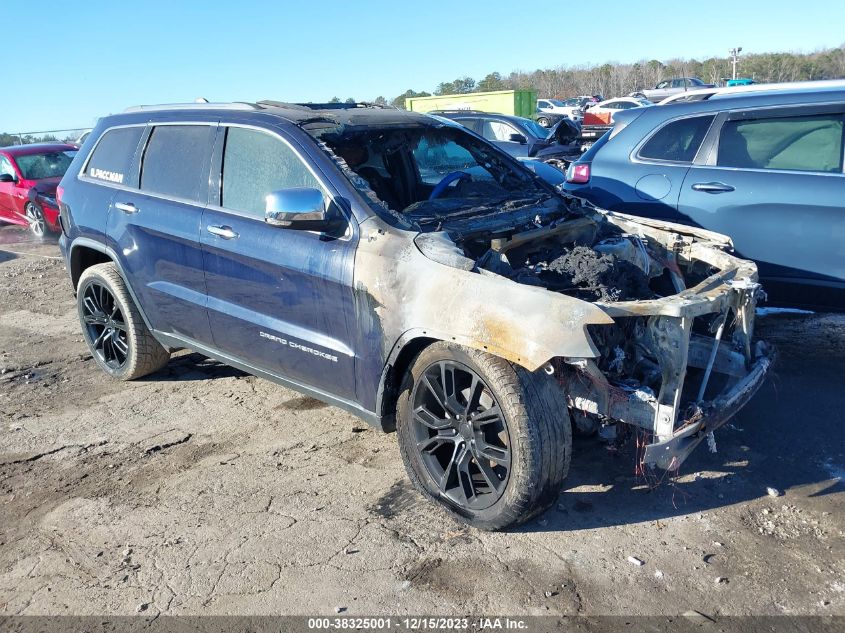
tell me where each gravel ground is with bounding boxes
[0,223,843,618]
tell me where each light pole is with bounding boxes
[729,47,743,80]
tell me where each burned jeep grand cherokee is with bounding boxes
[58,101,772,530]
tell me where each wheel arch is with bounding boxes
[67,238,157,334]
[69,242,112,289]
[375,333,439,432]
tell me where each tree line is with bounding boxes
[331,45,845,108]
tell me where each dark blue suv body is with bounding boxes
[564,86,845,309]
[57,101,772,529]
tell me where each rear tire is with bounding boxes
[537,116,551,127]
[396,342,571,531]
[77,263,170,380]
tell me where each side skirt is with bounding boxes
[152,330,385,431]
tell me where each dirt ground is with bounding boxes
[0,223,843,618]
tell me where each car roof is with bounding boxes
[106,101,436,130]
[439,110,514,119]
[1,142,78,156]
[598,97,642,105]
[651,84,845,117]
[658,79,845,104]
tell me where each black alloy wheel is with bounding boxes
[81,281,130,371]
[409,360,511,511]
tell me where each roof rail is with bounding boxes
[258,101,397,111]
[256,100,313,110]
[123,102,261,113]
[428,109,487,114]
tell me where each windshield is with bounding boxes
[315,124,557,228]
[15,150,77,180]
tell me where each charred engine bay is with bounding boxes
[478,243,652,302]
[456,213,709,304]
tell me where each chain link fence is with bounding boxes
[1,128,93,147]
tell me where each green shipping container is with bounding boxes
[405,89,538,119]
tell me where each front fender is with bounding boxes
[355,220,614,373]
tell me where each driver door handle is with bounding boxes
[691,182,735,193]
[207,225,239,240]
[114,202,139,214]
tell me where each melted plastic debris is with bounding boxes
[527,245,652,302]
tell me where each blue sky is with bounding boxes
[3,0,843,132]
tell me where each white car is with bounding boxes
[588,97,653,121]
[536,98,583,123]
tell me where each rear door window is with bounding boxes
[639,115,715,162]
[140,125,215,201]
[717,113,844,173]
[86,126,145,186]
[220,126,322,217]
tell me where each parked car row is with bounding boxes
[630,77,716,102]
[535,95,604,127]
[536,98,584,124]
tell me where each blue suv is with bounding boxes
[58,101,772,529]
[564,85,845,310]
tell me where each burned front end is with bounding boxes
[463,207,773,471]
[307,112,771,470]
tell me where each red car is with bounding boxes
[0,143,78,237]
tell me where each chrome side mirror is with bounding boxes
[265,187,327,230]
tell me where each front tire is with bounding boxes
[537,116,551,127]
[77,263,170,380]
[396,342,571,530]
[25,202,46,238]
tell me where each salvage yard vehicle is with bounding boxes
[578,98,653,150]
[564,84,845,309]
[536,98,584,124]
[586,97,654,123]
[432,110,554,159]
[0,143,78,237]
[435,110,582,170]
[631,77,715,102]
[57,101,772,530]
